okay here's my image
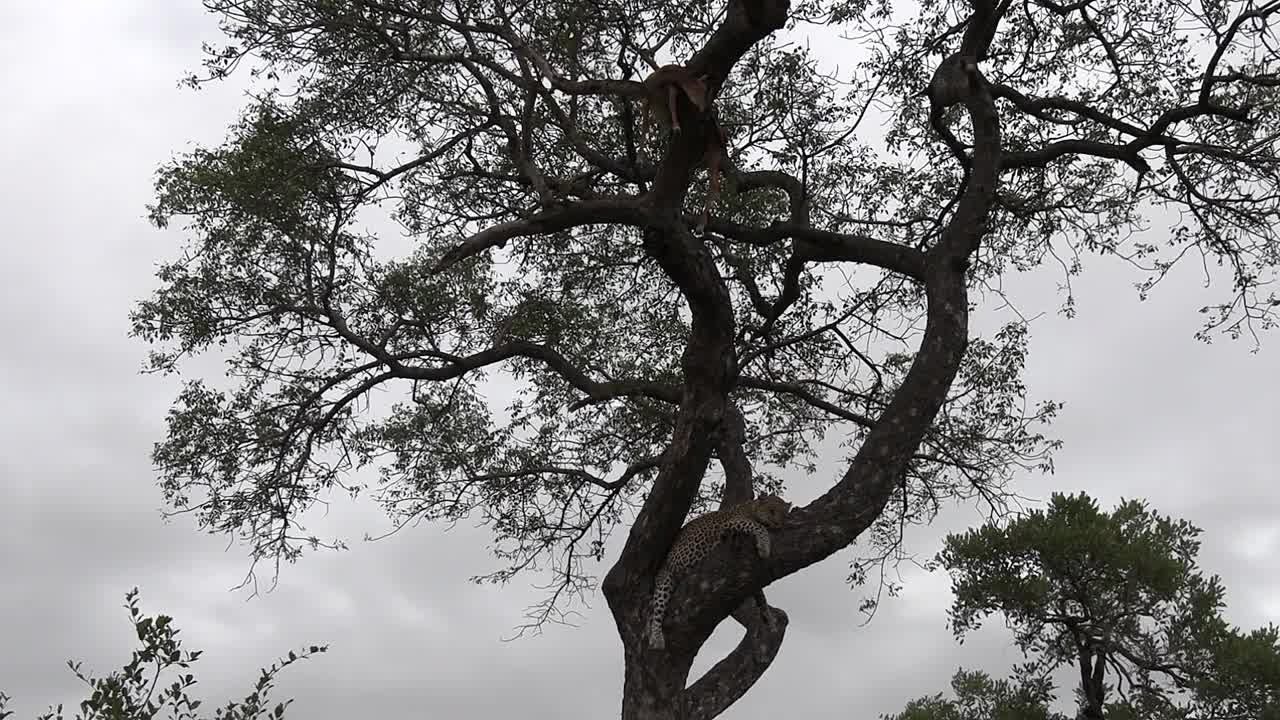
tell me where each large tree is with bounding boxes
[134,0,1280,717]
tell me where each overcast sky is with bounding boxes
[1,3,1276,719]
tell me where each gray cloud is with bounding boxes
[1,3,1276,719]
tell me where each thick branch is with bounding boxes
[568,380,682,410]
[665,50,1004,651]
[693,401,790,715]
[1002,138,1151,173]
[716,223,925,335]
[715,404,756,507]
[717,222,926,281]
[681,603,788,720]
[784,58,1001,566]
[604,226,739,607]
[432,198,656,272]
[730,168,809,224]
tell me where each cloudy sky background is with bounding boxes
[1,2,1276,718]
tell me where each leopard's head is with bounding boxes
[748,494,791,528]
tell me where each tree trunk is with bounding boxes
[620,648,694,720]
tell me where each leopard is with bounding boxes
[647,493,791,649]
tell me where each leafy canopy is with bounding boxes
[133,0,1278,615]
[931,493,1280,719]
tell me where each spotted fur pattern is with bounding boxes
[647,494,791,649]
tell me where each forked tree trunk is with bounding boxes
[615,595,788,719]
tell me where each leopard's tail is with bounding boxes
[647,570,673,650]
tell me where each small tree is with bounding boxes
[932,493,1280,719]
[134,0,1280,716]
[882,668,1062,720]
[0,589,324,720]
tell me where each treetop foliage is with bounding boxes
[931,493,1280,719]
[128,0,1279,711]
